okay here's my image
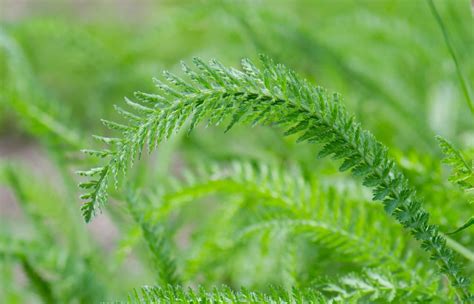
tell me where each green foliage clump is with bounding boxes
[1,1,473,303]
[80,56,471,301]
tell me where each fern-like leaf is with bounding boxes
[126,191,180,286]
[128,285,324,303]
[322,268,446,303]
[80,56,471,300]
[436,136,473,235]
[127,268,442,304]
[436,136,473,189]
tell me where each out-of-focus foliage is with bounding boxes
[0,0,473,303]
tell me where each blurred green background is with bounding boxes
[0,0,473,302]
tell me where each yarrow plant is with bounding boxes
[79,56,472,302]
[2,1,472,303]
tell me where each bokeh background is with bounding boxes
[1,0,473,302]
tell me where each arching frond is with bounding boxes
[79,56,471,299]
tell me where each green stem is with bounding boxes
[427,0,474,116]
[445,235,474,262]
